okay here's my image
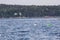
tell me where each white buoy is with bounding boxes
[34,23,37,26]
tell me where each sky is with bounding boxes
[0,0,60,5]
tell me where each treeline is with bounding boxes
[0,4,60,18]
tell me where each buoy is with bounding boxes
[34,23,37,26]
[47,23,52,27]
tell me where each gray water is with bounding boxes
[0,18,60,40]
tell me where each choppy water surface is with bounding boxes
[0,18,60,40]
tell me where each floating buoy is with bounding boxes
[34,23,37,26]
[47,23,52,27]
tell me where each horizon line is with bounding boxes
[0,3,60,6]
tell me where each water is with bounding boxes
[0,18,60,40]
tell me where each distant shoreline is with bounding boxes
[0,4,60,18]
[0,16,60,19]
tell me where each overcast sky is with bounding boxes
[0,0,60,5]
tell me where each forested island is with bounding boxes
[0,4,60,18]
